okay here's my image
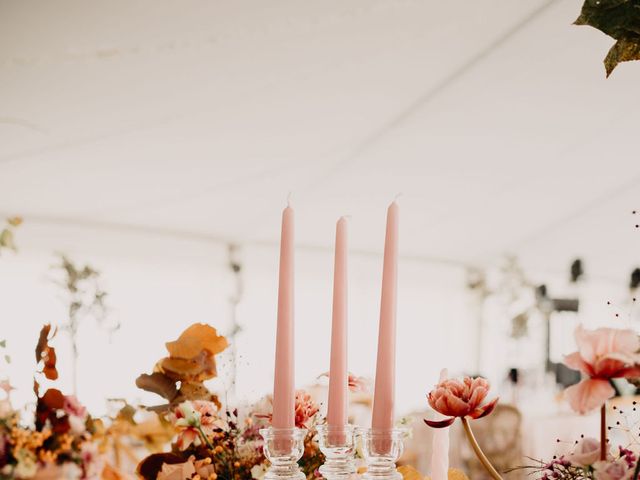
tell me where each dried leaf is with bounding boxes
[36,388,69,432]
[35,324,58,379]
[574,0,640,76]
[398,465,424,480]
[116,403,137,424]
[157,458,196,480]
[137,453,186,480]
[41,388,64,409]
[130,417,174,452]
[446,469,469,480]
[171,382,220,409]
[35,324,52,363]
[424,469,470,480]
[42,346,58,380]
[7,217,22,227]
[0,229,15,250]
[135,372,178,401]
[165,323,228,359]
[101,463,126,480]
[158,353,217,382]
[176,381,212,401]
[605,37,640,76]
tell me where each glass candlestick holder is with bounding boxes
[316,424,357,480]
[260,427,307,480]
[359,428,409,480]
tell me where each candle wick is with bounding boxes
[393,193,403,203]
[287,191,292,207]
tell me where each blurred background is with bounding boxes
[2,0,640,476]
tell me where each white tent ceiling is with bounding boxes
[1,0,639,281]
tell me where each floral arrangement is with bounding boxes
[423,375,501,480]
[135,323,229,413]
[136,323,325,480]
[518,325,640,479]
[0,325,107,479]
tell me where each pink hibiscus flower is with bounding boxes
[563,326,640,414]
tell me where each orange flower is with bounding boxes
[424,376,498,428]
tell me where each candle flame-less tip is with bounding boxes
[286,191,292,207]
[393,193,403,203]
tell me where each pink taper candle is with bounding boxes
[327,217,348,430]
[431,369,450,480]
[372,201,399,431]
[272,205,295,429]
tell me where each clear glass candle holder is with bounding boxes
[359,428,409,480]
[260,427,307,480]
[316,424,356,480]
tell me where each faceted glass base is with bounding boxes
[260,427,307,480]
[317,424,356,480]
[359,428,409,480]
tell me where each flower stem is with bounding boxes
[600,404,607,461]
[197,426,214,449]
[460,417,503,480]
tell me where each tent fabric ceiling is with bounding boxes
[1,0,639,279]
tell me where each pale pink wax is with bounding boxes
[371,201,399,431]
[327,217,349,431]
[272,206,295,429]
[431,369,450,480]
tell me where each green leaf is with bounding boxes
[0,340,5,348]
[4,355,9,364]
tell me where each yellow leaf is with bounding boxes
[166,324,228,359]
[398,465,423,480]
[101,463,126,480]
[422,468,469,480]
[158,353,217,382]
[447,469,469,480]
[7,216,23,227]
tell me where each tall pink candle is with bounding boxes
[372,201,399,431]
[327,217,348,429]
[272,205,295,429]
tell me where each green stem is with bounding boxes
[461,417,503,480]
[197,425,214,449]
